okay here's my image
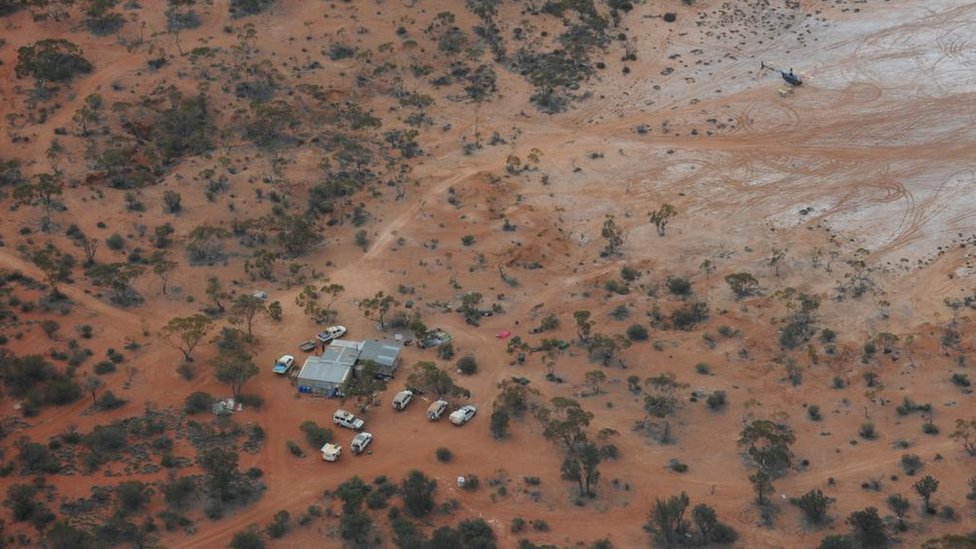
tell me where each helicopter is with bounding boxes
[761,61,802,87]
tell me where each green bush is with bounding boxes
[184,392,213,414]
[435,447,452,462]
[706,391,727,410]
[96,391,127,410]
[300,421,332,449]
[456,355,478,375]
[286,440,304,458]
[106,233,125,251]
[666,276,692,296]
[626,324,648,341]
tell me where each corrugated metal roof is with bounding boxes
[297,355,353,384]
[359,339,401,367]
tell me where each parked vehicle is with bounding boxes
[392,390,414,411]
[333,409,365,430]
[320,443,341,462]
[450,405,477,425]
[427,400,448,421]
[317,325,348,344]
[298,340,317,352]
[272,355,295,375]
[417,328,451,349]
[252,290,269,300]
[351,432,373,454]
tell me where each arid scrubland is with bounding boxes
[1,0,976,548]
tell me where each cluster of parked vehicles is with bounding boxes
[320,392,477,462]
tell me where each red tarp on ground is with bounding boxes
[496,330,511,339]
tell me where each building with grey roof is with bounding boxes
[358,339,403,379]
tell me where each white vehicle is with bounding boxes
[333,409,365,431]
[252,290,269,300]
[272,354,295,375]
[427,400,448,421]
[317,325,348,344]
[450,405,477,425]
[320,443,341,462]
[392,390,414,411]
[351,432,373,454]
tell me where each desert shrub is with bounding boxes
[229,529,266,549]
[808,405,822,421]
[96,391,127,410]
[437,342,455,360]
[229,0,275,18]
[666,276,691,296]
[238,393,264,409]
[106,233,125,250]
[167,10,201,31]
[626,324,648,341]
[859,422,877,440]
[608,305,630,320]
[900,454,923,475]
[15,39,93,83]
[669,459,689,473]
[706,391,727,410]
[266,510,290,539]
[286,440,304,458]
[184,391,214,414]
[436,447,453,462]
[94,360,116,375]
[456,355,478,375]
[300,421,332,449]
[951,373,971,387]
[670,302,708,330]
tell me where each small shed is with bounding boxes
[296,350,356,395]
[358,339,403,379]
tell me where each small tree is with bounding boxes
[574,310,594,343]
[738,419,796,476]
[199,447,239,501]
[115,480,149,515]
[151,252,177,295]
[230,294,266,339]
[950,418,976,456]
[31,244,75,297]
[159,314,213,362]
[725,272,760,297]
[15,39,93,85]
[84,376,102,406]
[847,507,887,547]
[601,215,623,256]
[584,370,607,395]
[645,492,690,545]
[537,397,593,453]
[205,275,228,313]
[793,489,835,523]
[401,470,437,518]
[229,528,265,549]
[749,470,774,506]
[266,510,290,539]
[648,203,677,236]
[767,247,787,276]
[163,190,182,213]
[913,475,939,510]
[81,235,99,265]
[359,291,398,329]
[887,494,909,531]
[490,408,510,439]
[213,348,259,399]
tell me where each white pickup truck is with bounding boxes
[333,409,365,431]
